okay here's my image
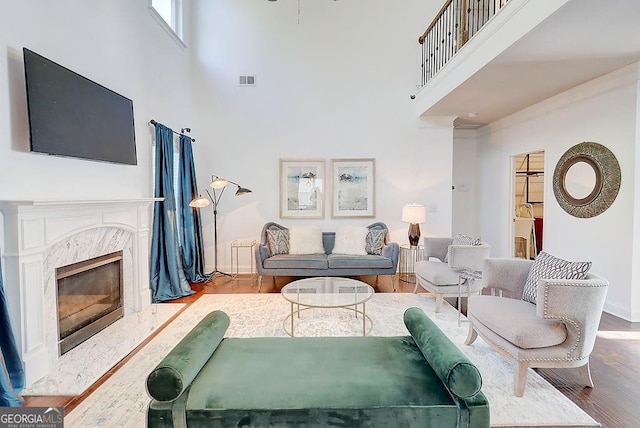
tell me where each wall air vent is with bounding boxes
[239,75,256,87]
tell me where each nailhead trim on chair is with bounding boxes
[470,282,590,363]
[468,273,608,391]
[472,326,584,363]
[543,282,581,359]
[542,280,609,360]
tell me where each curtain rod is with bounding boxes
[149,119,196,142]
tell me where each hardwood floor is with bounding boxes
[24,275,640,427]
[536,312,640,427]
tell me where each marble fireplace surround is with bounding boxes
[0,199,158,386]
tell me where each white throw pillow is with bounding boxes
[332,226,368,256]
[288,226,325,255]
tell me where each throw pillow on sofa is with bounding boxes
[332,226,368,256]
[366,229,386,255]
[289,226,325,255]
[266,228,289,255]
[522,251,592,304]
[444,233,481,263]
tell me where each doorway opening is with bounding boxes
[513,151,544,259]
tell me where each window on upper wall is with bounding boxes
[150,0,184,45]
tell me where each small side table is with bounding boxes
[457,269,482,327]
[230,239,257,279]
[399,244,424,283]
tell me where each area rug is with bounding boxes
[64,293,598,427]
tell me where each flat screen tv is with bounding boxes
[23,48,137,165]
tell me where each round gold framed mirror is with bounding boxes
[553,142,620,218]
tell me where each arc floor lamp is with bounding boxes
[190,175,252,277]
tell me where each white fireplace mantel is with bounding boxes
[0,198,160,386]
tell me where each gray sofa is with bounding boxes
[255,222,399,290]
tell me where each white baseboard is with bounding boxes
[603,300,639,322]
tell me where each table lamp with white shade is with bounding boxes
[401,204,426,247]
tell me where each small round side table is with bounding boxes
[399,244,424,283]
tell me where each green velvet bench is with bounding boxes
[146,308,490,428]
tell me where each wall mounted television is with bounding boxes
[23,47,137,165]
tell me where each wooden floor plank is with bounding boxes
[536,311,640,427]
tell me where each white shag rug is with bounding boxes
[65,293,598,427]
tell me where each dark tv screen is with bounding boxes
[23,48,137,165]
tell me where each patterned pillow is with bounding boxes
[444,233,481,263]
[266,228,289,255]
[522,251,592,304]
[366,229,386,255]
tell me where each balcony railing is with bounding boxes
[419,0,509,86]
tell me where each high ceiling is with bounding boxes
[419,0,640,128]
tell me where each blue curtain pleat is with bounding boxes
[149,124,194,302]
[0,257,25,406]
[178,135,211,283]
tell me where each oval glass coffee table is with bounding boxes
[281,277,374,337]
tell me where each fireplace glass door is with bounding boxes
[56,251,124,354]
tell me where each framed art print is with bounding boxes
[279,158,325,218]
[331,158,375,218]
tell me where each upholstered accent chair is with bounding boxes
[465,258,609,397]
[413,237,491,312]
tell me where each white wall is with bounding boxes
[189,0,456,271]
[453,129,480,237]
[0,0,194,260]
[0,1,192,201]
[477,63,640,321]
[1,1,459,276]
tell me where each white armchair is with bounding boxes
[413,237,491,312]
[465,258,609,396]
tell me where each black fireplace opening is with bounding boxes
[56,251,124,355]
